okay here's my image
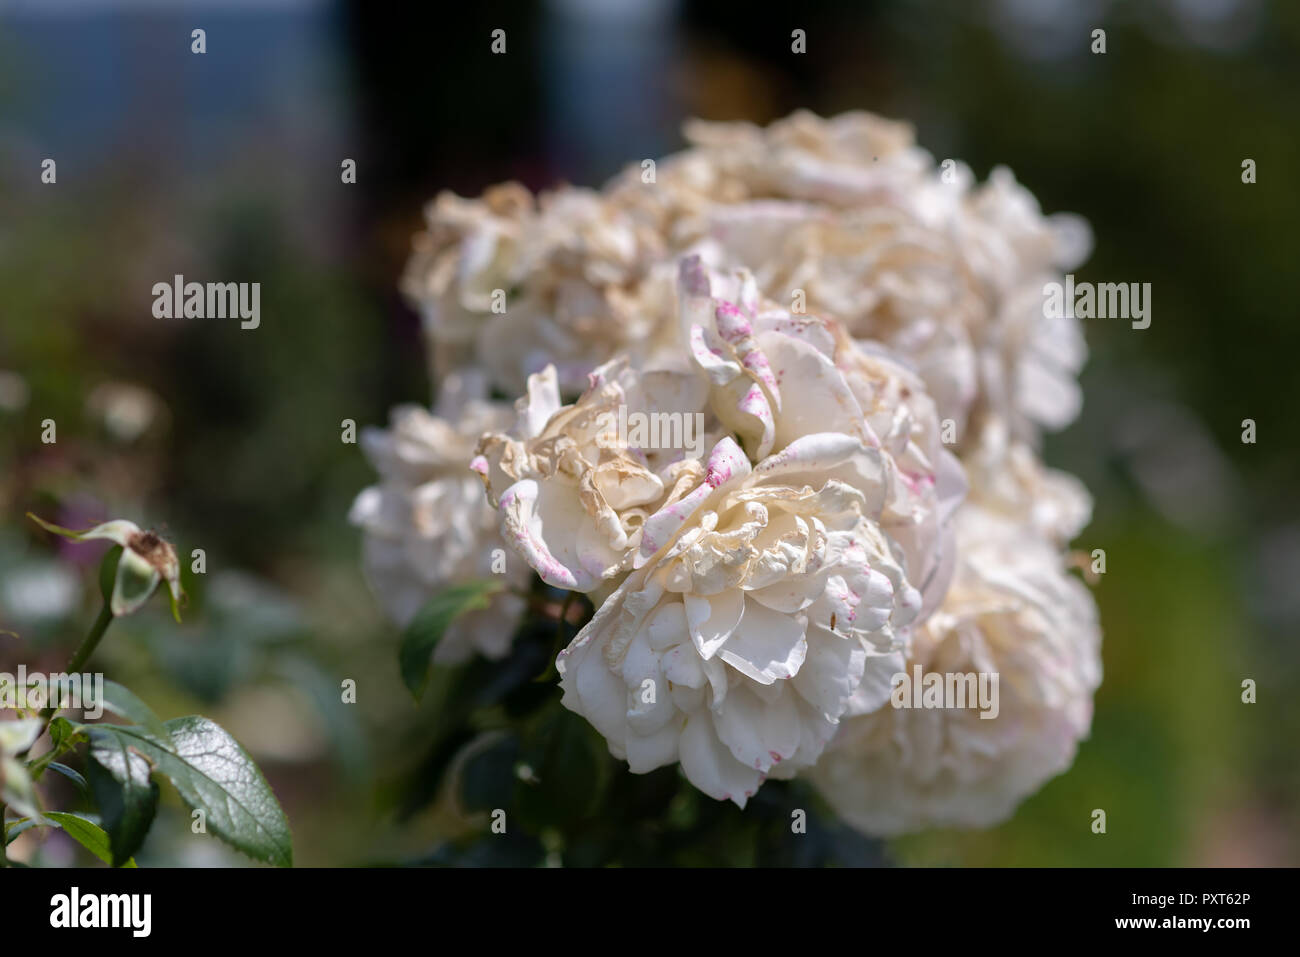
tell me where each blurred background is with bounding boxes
[1,0,1296,866]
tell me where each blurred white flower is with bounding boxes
[86,381,168,443]
[0,370,30,413]
[1,718,46,821]
[402,182,533,357]
[0,561,81,623]
[609,111,1092,448]
[673,110,929,207]
[810,503,1101,834]
[349,372,533,664]
[403,182,680,396]
[961,415,1093,547]
[404,111,1091,456]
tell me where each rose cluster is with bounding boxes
[352,111,1101,833]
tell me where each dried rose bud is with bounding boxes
[28,514,184,621]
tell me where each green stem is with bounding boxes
[4,598,117,860]
[24,601,114,754]
[64,601,115,678]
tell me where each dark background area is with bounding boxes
[1,0,1296,865]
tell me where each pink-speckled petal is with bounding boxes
[497,479,584,590]
[689,324,741,385]
[755,431,877,480]
[704,435,751,488]
[737,382,776,460]
[638,437,751,564]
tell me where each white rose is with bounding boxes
[556,432,916,806]
[401,183,533,375]
[381,109,1105,830]
[481,258,963,805]
[676,256,965,617]
[961,415,1093,547]
[676,110,931,207]
[809,503,1102,834]
[404,181,682,397]
[476,358,714,594]
[349,372,532,664]
[404,112,1092,455]
[606,111,1091,448]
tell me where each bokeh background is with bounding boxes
[1,0,1297,866]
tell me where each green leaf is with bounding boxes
[275,656,369,782]
[516,706,609,830]
[28,513,137,543]
[87,730,160,867]
[89,718,293,867]
[399,580,504,700]
[457,733,519,814]
[46,717,86,760]
[44,812,137,867]
[5,816,41,845]
[48,717,73,748]
[395,621,554,820]
[99,681,169,741]
[46,762,90,798]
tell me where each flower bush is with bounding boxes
[357,110,1101,836]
